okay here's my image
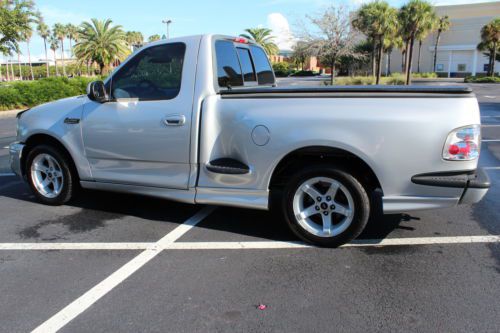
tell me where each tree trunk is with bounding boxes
[433,31,441,72]
[417,40,422,73]
[401,51,405,72]
[0,63,2,81]
[10,59,15,80]
[17,53,22,80]
[405,37,415,85]
[388,50,392,76]
[492,42,497,77]
[61,40,66,76]
[330,61,335,85]
[27,40,34,80]
[376,37,383,84]
[53,50,59,76]
[43,38,49,77]
[5,62,9,81]
[371,41,376,77]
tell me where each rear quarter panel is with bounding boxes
[198,95,480,198]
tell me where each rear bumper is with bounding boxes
[9,142,25,178]
[411,168,490,204]
[383,168,490,214]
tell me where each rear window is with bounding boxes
[215,39,274,88]
[215,40,243,87]
[250,45,275,85]
[236,48,256,82]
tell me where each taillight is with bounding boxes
[443,125,480,161]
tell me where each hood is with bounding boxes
[17,95,87,142]
[20,95,87,120]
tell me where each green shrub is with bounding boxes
[412,72,438,78]
[290,70,318,77]
[0,76,98,111]
[272,62,292,77]
[464,76,500,83]
[332,75,405,85]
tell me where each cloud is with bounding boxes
[267,13,295,51]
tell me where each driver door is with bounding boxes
[81,41,196,189]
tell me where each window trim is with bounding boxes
[236,46,258,86]
[249,44,276,86]
[212,36,275,92]
[106,42,186,102]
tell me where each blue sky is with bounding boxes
[6,0,500,61]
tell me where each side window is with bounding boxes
[215,40,243,87]
[250,45,275,85]
[236,48,256,82]
[110,43,185,101]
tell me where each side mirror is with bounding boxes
[87,81,109,103]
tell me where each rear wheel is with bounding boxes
[282,165,370,247]
[26,145,76,205]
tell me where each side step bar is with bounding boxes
[206,158,250,175]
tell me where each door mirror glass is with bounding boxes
[87,81,109,103]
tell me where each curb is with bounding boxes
[0,110,24,119]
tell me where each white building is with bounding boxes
[386,1,500,77]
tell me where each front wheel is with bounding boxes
[282,165,370,247]
[26,145,76,205]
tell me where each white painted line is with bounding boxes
[483,95,497,99]
[31,206,215,333]
[0,173,15,177]
[2,146,9,149]
[481,116,500,118]
[0,243,151,251]
[3,235,497,252]
[170,235,500,249]
[481,124,500,127]
[482,139,500,142]
[483,166,500,170]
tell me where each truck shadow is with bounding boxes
[1,180,421,242]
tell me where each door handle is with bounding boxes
[163,115,186,126]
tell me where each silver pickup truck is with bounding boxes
[9,34,490,247]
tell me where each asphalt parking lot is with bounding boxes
[0,81,499,332]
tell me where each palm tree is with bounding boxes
[126,31,144,49]
[479,18,500,76]
[433,16,450,73]
[352,1,398,84]
[416,12,436,73]
[37,20,50,77]
[53,23,67,76]
[148,34,161,43]
[74,19,129,75]
[22,28,34,80]
[49,35,59,76]
[240,28,279,56]
[398,0,436,85]
[65,23,79,58]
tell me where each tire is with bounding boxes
[26,144,77,205]
[282,165,370,247]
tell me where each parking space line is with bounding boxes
[481,124,500,127]
[31,206,215,333]
[484,167,500,170]
[169,235,500,249]
[482,139,500,142]
[0,243,152,250]
[0,173,16,177]
[1,235,498,253]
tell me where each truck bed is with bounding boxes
[220,85,474,98]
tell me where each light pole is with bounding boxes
[162,19,172,39]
